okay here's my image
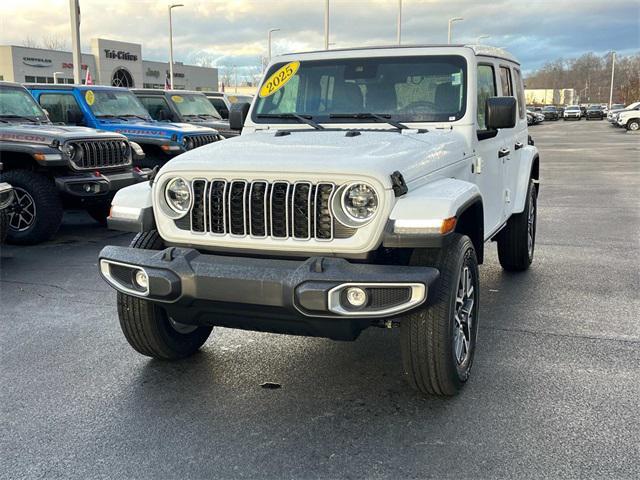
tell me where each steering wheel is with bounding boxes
[400,101,439,113]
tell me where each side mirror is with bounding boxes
[485,97,517,130]
[229,102,250,131]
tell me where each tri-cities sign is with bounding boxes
[104,50,138,61]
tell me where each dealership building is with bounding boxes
[0,38,218,90]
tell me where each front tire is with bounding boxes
[0,170,63,245]
[497,179,538,271]
[400,234,480,396]
[117,230,213,359]
[627,119,640,131]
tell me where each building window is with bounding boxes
[25,76,36,83]
[112,68,134,88]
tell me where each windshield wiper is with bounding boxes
[257,113,324,130]
[120,114,148,121]
[0,114,41,123]
[329,113,409,130]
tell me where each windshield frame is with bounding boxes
[86,88,152,120]
[251,54,468,126]
[0,86,49,122]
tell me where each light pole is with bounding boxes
[168,3,184,90]
[608,51,616,109]
[324,0,330,50]
[267,28,280,65]
[397,0,402,45]
[53,72,64,84]
[447,17,463,44]
[476,35,490,44]
[69,0,82,84]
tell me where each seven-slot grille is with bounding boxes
[186,179,350,241]
[185,134,218,149]
[68,139,131,170]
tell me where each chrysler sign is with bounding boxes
[22,56,52,68]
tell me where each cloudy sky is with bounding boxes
[1,0,638,79]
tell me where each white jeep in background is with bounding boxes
[99,45,540,396]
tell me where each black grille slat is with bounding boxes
[249,182,267,237]
[292,183,311,239]
[315,183,334,240]
[229,181,247,235]
[191,180,207,232]
[68,139,130,170]
[185,134,217,150]
[270,182,289,238]
[209,181,226,234]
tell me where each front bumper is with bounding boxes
[98,246,439,340]
[55,168,151,197]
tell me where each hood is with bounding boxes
[96,120,217,139]
[180,118,232,133]
[161,128,468,187]
[0,123,126,146]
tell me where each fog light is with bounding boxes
[134,270,148,290]
[345,287,367,307]
[83,183,92,193]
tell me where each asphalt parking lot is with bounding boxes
[1,119,639,479]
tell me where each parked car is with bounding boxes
[609,102,636,123]
[616,102,640,131]
[132,89,239,138]
[542,105,560,121]
[585,105,605,120]
[26,84,220,168]
[526,111,535,126]
[563,105,582,120]
[0,82,149,244]
[556,106,565,117]
[527,109,544,124]
[204,92,254,120]
[0,164,13,244]
[580,106,587,117]
[100,44,540,397]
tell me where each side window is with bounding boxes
[39,93,84,125]
[138,96,174,121]
[499,67,513,96]
[477,64,496,131]
[209,98,228,119]
[513,68,526,119]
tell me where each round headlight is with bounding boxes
[61,143,76,159]
[164,177,191,215]
[341,183,378,222]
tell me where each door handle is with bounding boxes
[514,142,524,150]
[498,147,511,158]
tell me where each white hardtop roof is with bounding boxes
[276,44,519,66]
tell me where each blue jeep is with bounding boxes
[26,84,221,168]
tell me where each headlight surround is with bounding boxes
[333,182,379,227]
[164,177,192,217]
[61,143,76,160]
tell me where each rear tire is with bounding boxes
[116,230,213,360]
[627,119,640,131]
[497,179,537,271]
[400,234,480,396]
[0,170,63,245]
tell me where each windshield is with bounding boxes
[169,93,222,119]
[566,106,580,111]
[588,105,600,110]
[253,55,467,124]
[543,106,555,111]
[88,89,151,119]
[0,87,47,121]
[611,104,624,109]
[624,102,640,110]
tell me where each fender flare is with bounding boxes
[512,146,540,214]
[383,178,482,249]
[107,181,156,233]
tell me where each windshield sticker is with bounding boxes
[171,95,184,103]
[85,90,95,106]
[259,61,300,98]
[451,73,461,86]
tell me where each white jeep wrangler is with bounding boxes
[99,45,539,396]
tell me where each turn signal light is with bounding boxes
[441,217,457,234]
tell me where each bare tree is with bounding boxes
[41,34,68,51]
[21,36,40,48]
